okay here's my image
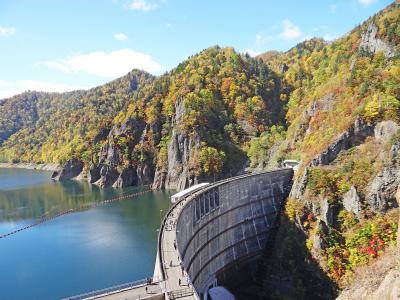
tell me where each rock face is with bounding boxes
[310,220,329,261]
[91,118,147,188]
[289,167,308,199]
[359,22,397,58]
[153,97,203,190]
[291,118,374,200]
[365,140,400,214]
[319,198,335,226]
[113,167,137,188]
[366,166,400,214]
[336,188,400,300]
[88,164,101,183]
[342,186,363,219]
[337,268,400,300]
[311,118,374,167]
[94,165,119,188]
[51,158,83,181]
[374,120,400,143]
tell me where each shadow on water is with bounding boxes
[230,213,338,300]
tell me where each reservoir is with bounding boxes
[0,168,172,300]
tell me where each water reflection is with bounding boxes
[0,169,140,222]
[0,168,173,300]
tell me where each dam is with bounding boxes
[66,168,293,300]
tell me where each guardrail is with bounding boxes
[62,278,149,300]
[168,288,194,300]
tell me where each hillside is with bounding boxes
[254,2,400,298]
[0,70,154,163]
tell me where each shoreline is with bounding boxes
[0,162,61,171]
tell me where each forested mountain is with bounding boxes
[80,46,289,189]
[0,2,399,298]
[0,70,154,163]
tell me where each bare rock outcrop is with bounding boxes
[366,140,400,214]
[291,118,374,200]
[366,166,400,214]
[342,186,363,219]
[113,167,137,188]
[51,158,83,181]
[153,97,204,190]
[92,118,146,188]
[94,165,119,188]
[374,120,400,143]
[311,118,374,167]
[359,22,397,58]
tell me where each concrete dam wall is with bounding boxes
[175,169,293,297]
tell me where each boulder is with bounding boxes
[51,158,83,181]
[374,120,400,143]
[342,186,363,219]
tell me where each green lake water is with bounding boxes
[0,168,172,300]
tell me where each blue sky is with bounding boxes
[0,0,394,98]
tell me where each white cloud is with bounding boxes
[114,33,128,41]
[329,4,337,14]
[255,33,273,46]
[358,0,378,6]
[0,80,84,99]
[127,0,159,11]
[243,49,260,57]
[0,26,16,37]
[40,48,165,77]
[279,20,301,40]
[243,33,273,57]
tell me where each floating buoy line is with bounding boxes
[0,185,152,239]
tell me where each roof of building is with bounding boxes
[171,182,209,201]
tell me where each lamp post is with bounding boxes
[159,209,163,222]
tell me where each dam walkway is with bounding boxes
[158,194,198,300]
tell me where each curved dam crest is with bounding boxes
[157,168,293,299]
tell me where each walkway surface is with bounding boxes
[160,196,198,300]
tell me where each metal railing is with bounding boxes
[168,288,194,300]
[62,278,149,300]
